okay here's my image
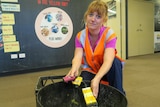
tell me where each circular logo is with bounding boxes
[35,7,73,48]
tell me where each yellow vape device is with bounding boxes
[82,87,98,107]
[72,76,83,86]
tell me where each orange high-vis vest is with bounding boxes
[77,27,120,74]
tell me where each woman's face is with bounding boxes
[86,12,104,31]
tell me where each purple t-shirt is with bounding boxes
[75,26,116,51]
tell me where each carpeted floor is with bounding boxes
[0,53,160,107]
[123,53,160,107]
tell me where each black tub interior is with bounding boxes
[37,81,127,107]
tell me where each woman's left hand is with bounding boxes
[91,78,100,98]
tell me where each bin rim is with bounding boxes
[36,80,128,107]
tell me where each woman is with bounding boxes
[66,0,125,98]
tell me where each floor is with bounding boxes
[0,53,160,107]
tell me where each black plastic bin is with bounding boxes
[35,75,127,107]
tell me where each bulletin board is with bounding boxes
[0,0,92,75]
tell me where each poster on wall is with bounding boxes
[35,7,73,48]
[0,0,92,74]
[154,4,160,52]
[107,0,116,19]
[154,5,160,31]
[154,32,160,52]
[0,11,3,51]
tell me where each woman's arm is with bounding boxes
[67,48,83,77]
[91,48,115,97]
[94,48,115,81]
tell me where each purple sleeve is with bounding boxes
[106,38,116,49]
[75,36,82,48]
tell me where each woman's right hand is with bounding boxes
[66,48,83,77]
[66,68,79,77]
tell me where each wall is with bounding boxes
[104,0,126,59]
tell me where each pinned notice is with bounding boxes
[1,0,18,2]
[1,3,20,12]
[4,41,20,53]
[2,13,15,25]
[2,26,13,35]
[3,35,16,42]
